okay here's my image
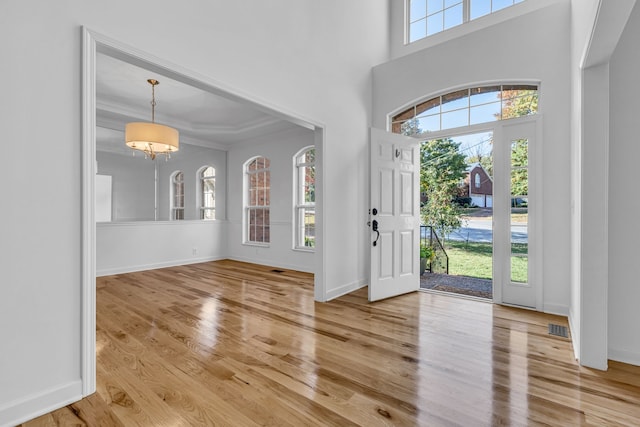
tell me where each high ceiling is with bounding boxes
[96,52,301,153]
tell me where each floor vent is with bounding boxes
[271,269,285,273]
[548,324,569,338]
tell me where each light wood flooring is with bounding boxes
[20,260,640,426]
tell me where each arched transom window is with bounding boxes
[391,84,538,136]
[199,166,215,220]
[245,156,270,244]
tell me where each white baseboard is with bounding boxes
[96,256,224,276]
[609,348,640,367]
[227,256,314,274]
[325,278,367,301]
[0,380,82,427]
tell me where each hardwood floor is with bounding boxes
[20,260,640,426]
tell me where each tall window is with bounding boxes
[391,84,538,136]
[408,0,525,43]
[199,166,215,220]
[171,171,184,220]
[245,156,270,244]
[294,147,315,249]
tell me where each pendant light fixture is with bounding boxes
[125,79,179,160]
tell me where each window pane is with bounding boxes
[427,0,444,14]
[445,0,460,6]
[493,0,514,13]
[441,89,468,112]
[416,97,440,116]
[426,11,444,36]
[470,86,501,106]
[470,102,501,125]
[410,0,427,21]
[410,19,427,42]
[470,0,491,19]
[441,108,468,130]
[511,134,528,284]
[418,115,440,133]
[444,3,463,30]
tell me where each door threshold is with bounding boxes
[419,288,493,304]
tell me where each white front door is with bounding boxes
[493,118,540,309]
[369,128,420,302]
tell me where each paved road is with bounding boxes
[447,219,528,244]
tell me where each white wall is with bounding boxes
[569,0,602,367]
[96,221,226,276]
[227,127,316,273]
[569,0,637,369]
[0,1,389,425]
[97,150,156,221]
[609,0,640,365]
[374,1,572,315]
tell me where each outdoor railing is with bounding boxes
[421,225,449,275]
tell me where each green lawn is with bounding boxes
[445,240,528,283]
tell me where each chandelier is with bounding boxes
[125,79,179,160]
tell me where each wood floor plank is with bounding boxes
[18,260,640,426]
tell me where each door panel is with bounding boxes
[369,128,420,302]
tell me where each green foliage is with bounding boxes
[510,139,528,197]
[501,90,538,119]
[447,240,527,283]
[420,138,468,237]
[420,243,435,261]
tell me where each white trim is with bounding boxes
[82,28,328,401]
[293,145,316,251]
[81,26,97,398]
[227,256,314,275]
[609,347,640,367]
[0,380,82,427]
[543,303,569,317]
[326,279,368,301]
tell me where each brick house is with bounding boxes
[462,163,493,208]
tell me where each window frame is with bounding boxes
[293,146,316,251]
[406,0,525,44]
[244,156,271,245]
[170,170,184,221]
[198,165,216,220]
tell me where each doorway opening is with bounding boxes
[419,131,496,300]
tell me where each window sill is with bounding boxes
[243,242,270,248]
[293,247,315,253]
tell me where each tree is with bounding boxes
[510,139,528,197]
[420,138,468,239]
[500,90,537,197]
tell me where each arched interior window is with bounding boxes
[170,171,184,220]
[199,166,215,220]
[294,147,315,249]
[245,156,270,244]
[391,84,538,136]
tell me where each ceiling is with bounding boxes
[96,52,301,153]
